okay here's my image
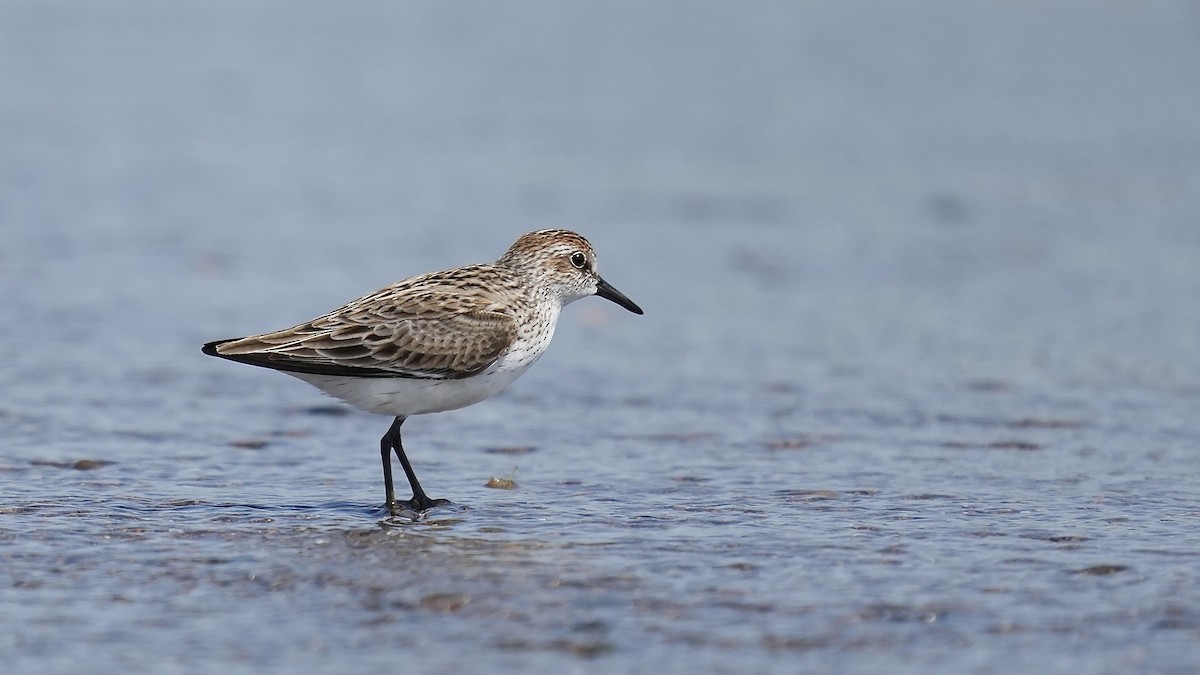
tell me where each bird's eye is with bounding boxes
[569,252,587,269]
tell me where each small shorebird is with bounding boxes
[203,229,643,514]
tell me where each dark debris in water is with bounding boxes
[1010,418,1085,429]
[499,638,615,659]
[30,459,115,471]
[988,440,1042,450]
[1023,534,1091,544]
[418,592,471,612]
[229,439,270,450]
[484,468,518,487]
[1070,565,1129,576]
[483,446,536,455]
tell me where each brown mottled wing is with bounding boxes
[205,267,521,379]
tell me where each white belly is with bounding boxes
[289,319,555,417]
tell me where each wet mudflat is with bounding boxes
[2,2,1199,673]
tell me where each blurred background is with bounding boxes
[2,2,1199,674]
[4,0,1197,389]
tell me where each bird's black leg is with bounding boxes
[380,418,400,513]
[380,416,448,514]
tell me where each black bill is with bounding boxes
[595,276,644,315]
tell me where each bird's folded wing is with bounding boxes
[206,308,518,379]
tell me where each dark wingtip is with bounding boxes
[200,337,407,378]
[202,339,232,357]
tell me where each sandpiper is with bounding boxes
[203,229,643,514]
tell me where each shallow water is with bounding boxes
[3,1,1200,673]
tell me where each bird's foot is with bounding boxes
[388,495,451,516]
